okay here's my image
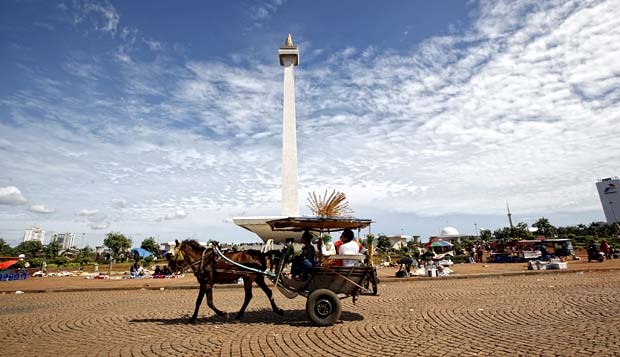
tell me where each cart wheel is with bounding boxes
[597,255,604,262]
[306,289,341,326]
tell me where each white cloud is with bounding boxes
[111,199,127,208]
[90,221,110,230]
[158,210,188,222]
[0,186,27,205]
[249,0,286,27]
[82,212,110,230]
[285,0,620,220]
[79,209,99,216]
[29,205,55,214]
[143,39,161,51]
[72,0,119,34]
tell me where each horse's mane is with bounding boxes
[181,239,206,251]
[244,249,264,256]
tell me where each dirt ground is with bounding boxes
[2,250,619,293]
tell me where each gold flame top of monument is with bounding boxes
[285,34,294,47]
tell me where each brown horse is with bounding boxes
[171,239,283,322]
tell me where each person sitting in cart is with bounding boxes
[334,229,364,265]
[338,228,362,267]
[318,234,337,265]
[291,230,316,280]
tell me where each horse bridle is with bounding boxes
[174,241,216,279]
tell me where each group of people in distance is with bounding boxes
[152,265,172,278]
[290,228,365,280]
[130,262,172,279]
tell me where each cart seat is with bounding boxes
[326,254,365,261]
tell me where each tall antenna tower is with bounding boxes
[506,201,514,229]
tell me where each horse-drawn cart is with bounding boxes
[172,216,378,326]
[265,216,379,326]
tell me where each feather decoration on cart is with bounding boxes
[306,189,354,217]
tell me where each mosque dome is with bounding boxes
[439,226,460,236]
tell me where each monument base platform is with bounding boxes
[232,216,303,243]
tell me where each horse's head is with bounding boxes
[166,239,188,273]
[168,239,210,274]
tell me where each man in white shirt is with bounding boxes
[338,228,362,267]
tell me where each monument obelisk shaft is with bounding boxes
[231,35,302,242]
[279,34,300,216]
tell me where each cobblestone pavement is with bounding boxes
[1,271,619,356]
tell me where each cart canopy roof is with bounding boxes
[267,216,372,232]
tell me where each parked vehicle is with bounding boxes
[587,243,605,262]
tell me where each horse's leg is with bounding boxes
[205,284,227,317]
[235,276,253,319]
[189,283,206,323]
[255,274,284,315]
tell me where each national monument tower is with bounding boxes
[232,35,302,242]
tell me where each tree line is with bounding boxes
[0,232,162,268]
[368,217,620,255]
[484,217,620,248]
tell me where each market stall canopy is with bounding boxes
[267,216,373,232]
[130,248,154,258]
[0,260,19,270]
[424,240,454,249]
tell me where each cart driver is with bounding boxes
[291,230,316,280]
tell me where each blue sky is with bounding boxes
[1,0,619,247]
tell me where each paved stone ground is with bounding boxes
[1,270,619,356]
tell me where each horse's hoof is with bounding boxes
[187,318,197,324]
[276,309,284,316]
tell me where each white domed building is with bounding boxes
[429,226,469,244]
[440,227,460,237]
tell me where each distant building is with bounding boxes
[596,177,620,224]
[429,227,475,244]
[50,233,76,250]
[23,226,45,244]
[386,235,410,250]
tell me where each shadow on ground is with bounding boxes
[130,309,363,326]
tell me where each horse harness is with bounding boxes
[177,243,256,282]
